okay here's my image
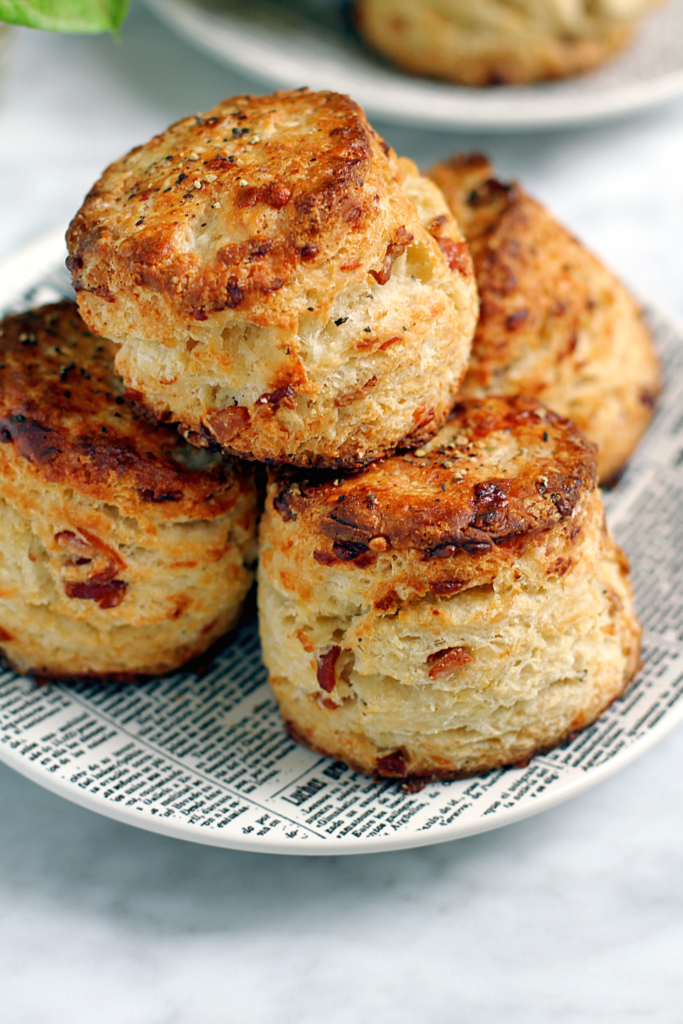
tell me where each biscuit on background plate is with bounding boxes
[429,153,660,484]
[355,0,659,86]
[259,395,641,782]
[66,89,478,469]
[0,303,258,681]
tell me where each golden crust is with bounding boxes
[267,395,597,600]
[428,154,661,483]
[67,91,390,326]
[66,91,477,468]
[354,0,650,86]
[0,303,258,680]
[258,400,641,780]
[0,302,253,520]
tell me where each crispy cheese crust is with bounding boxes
[355,0,656,86]
[429,153,661,483]
[0,303,258,680]
[259,396,641,781]
[66,89,477,468]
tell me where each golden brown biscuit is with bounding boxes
[259,395,641,782]
[0,302,258,681]
[355,0,657,86]
[66,89,477,469]
[429,153,660,484]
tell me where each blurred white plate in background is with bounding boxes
[143,0,683,131]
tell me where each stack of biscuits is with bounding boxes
[0,88,658,784]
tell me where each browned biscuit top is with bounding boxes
[66,89,400,327]
[269,395,597,562]
[0,302,250,518]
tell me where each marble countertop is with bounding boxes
[1,6,683,1021]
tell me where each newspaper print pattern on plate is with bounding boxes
[1,234,682,855]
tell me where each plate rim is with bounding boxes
[142,0,683,132]
[1,229,683,856]
[2,692,681,856]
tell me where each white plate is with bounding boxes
[143,0,683,131]
[1,231,683,856]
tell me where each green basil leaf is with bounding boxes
[0,0,129,33]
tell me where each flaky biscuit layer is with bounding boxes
[259,396,641,780]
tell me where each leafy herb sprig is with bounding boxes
[0,0,129,34]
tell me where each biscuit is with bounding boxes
[258,395,641,782]
[355,0,657,86]
[0,303,258,680]
[429,153,660,484]
[66,89,478,469]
